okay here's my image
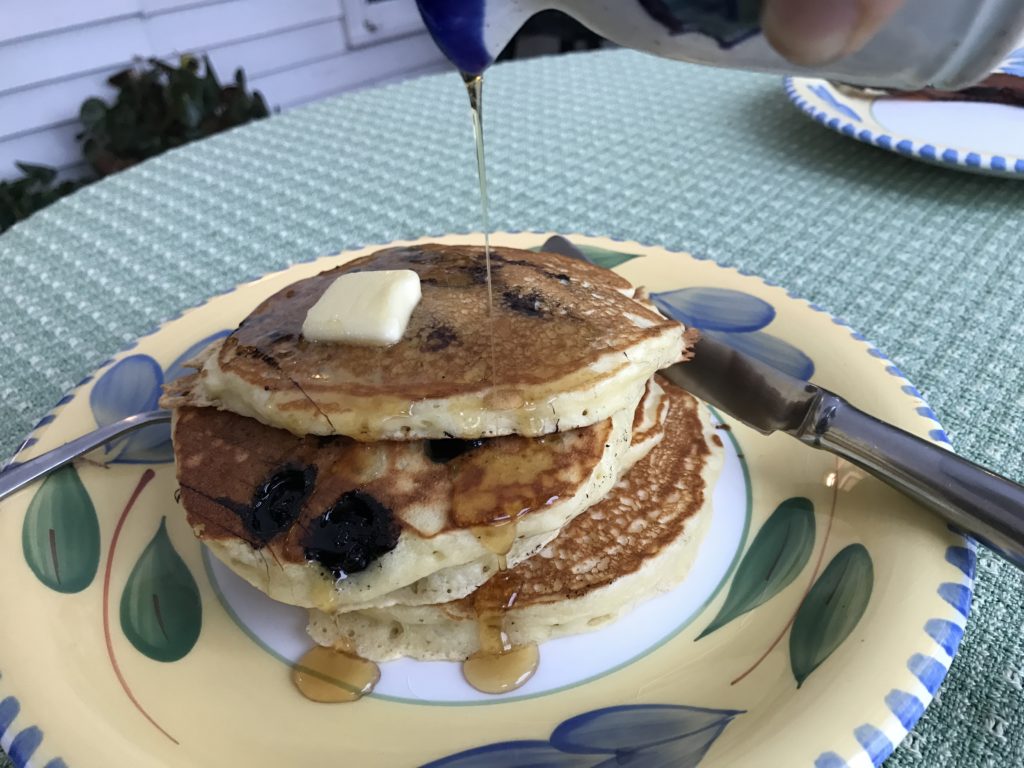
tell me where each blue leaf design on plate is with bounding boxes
[421,741,597,768]
[90,355,169,463]
[425,705,741,768]
[651,287,775,332]
[590,723,729,768]
[551,704,740,755]
[706,330,815,380]
[90,355,163,425]
[88,332,230,465]
[164,330,231,385]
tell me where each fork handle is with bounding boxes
[796,392,1024,569]
[0,410,171,502]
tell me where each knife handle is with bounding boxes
[798,392,1024,569]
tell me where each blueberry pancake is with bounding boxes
[344,376,671,611]
[164,244,690,441]
[306,383,721,661]
[169,384,663,611]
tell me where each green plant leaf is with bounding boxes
[120,517,202,662]
[76,55,271,179]
[252,90,270,117]
[22,466,100,593]
[698,497,815,639]
[107,67,134,89]
[14,162,57,184]
[790,543,873,687]
[79,98,108,129]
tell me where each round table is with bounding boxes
[1,49,1021,767]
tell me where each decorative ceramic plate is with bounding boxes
[786,43,1024,177]
[0,233,973,768]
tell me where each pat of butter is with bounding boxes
[302,269,421,345]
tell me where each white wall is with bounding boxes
[0,0,448,178]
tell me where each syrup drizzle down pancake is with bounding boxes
[165,244,690,441]
[160,241,717,696]
[306,383,722,662]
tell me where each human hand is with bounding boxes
[762,0,906,66]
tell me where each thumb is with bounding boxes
[762,0,906,67]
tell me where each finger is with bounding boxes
[762,0,906,67]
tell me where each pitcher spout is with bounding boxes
[416,0,537,75]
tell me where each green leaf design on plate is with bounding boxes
[22,466,100,593]
[790,543,873,688]
[697,497,815,639]
[120,517,202,662]
[531,236,640,269]
[574,244,640,270]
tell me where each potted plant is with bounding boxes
[78,55,270,177]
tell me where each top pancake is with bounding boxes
[169,244,688,440]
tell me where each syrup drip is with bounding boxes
[292,644,380,703]
[472,520,517,570]
[461,569,540,694]
[450,434,559,531]
[463,643,539,695]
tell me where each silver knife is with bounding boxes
[661,333,1024,569]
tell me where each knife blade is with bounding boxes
[660,333,820,436]
[662,332,1024,569]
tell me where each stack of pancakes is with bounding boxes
[163,243,723,670]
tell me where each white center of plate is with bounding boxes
[204,412,749,704]
[871,100,1024,156]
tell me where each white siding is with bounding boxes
[0,70,122,140]
[0,0,138,45]
[0,0,444,178]
[0,19,151,93]
[147,0,341,53]
[254,31,446,109]
[203,19,348,79]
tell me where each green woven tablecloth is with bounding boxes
[1,49,1022,766]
